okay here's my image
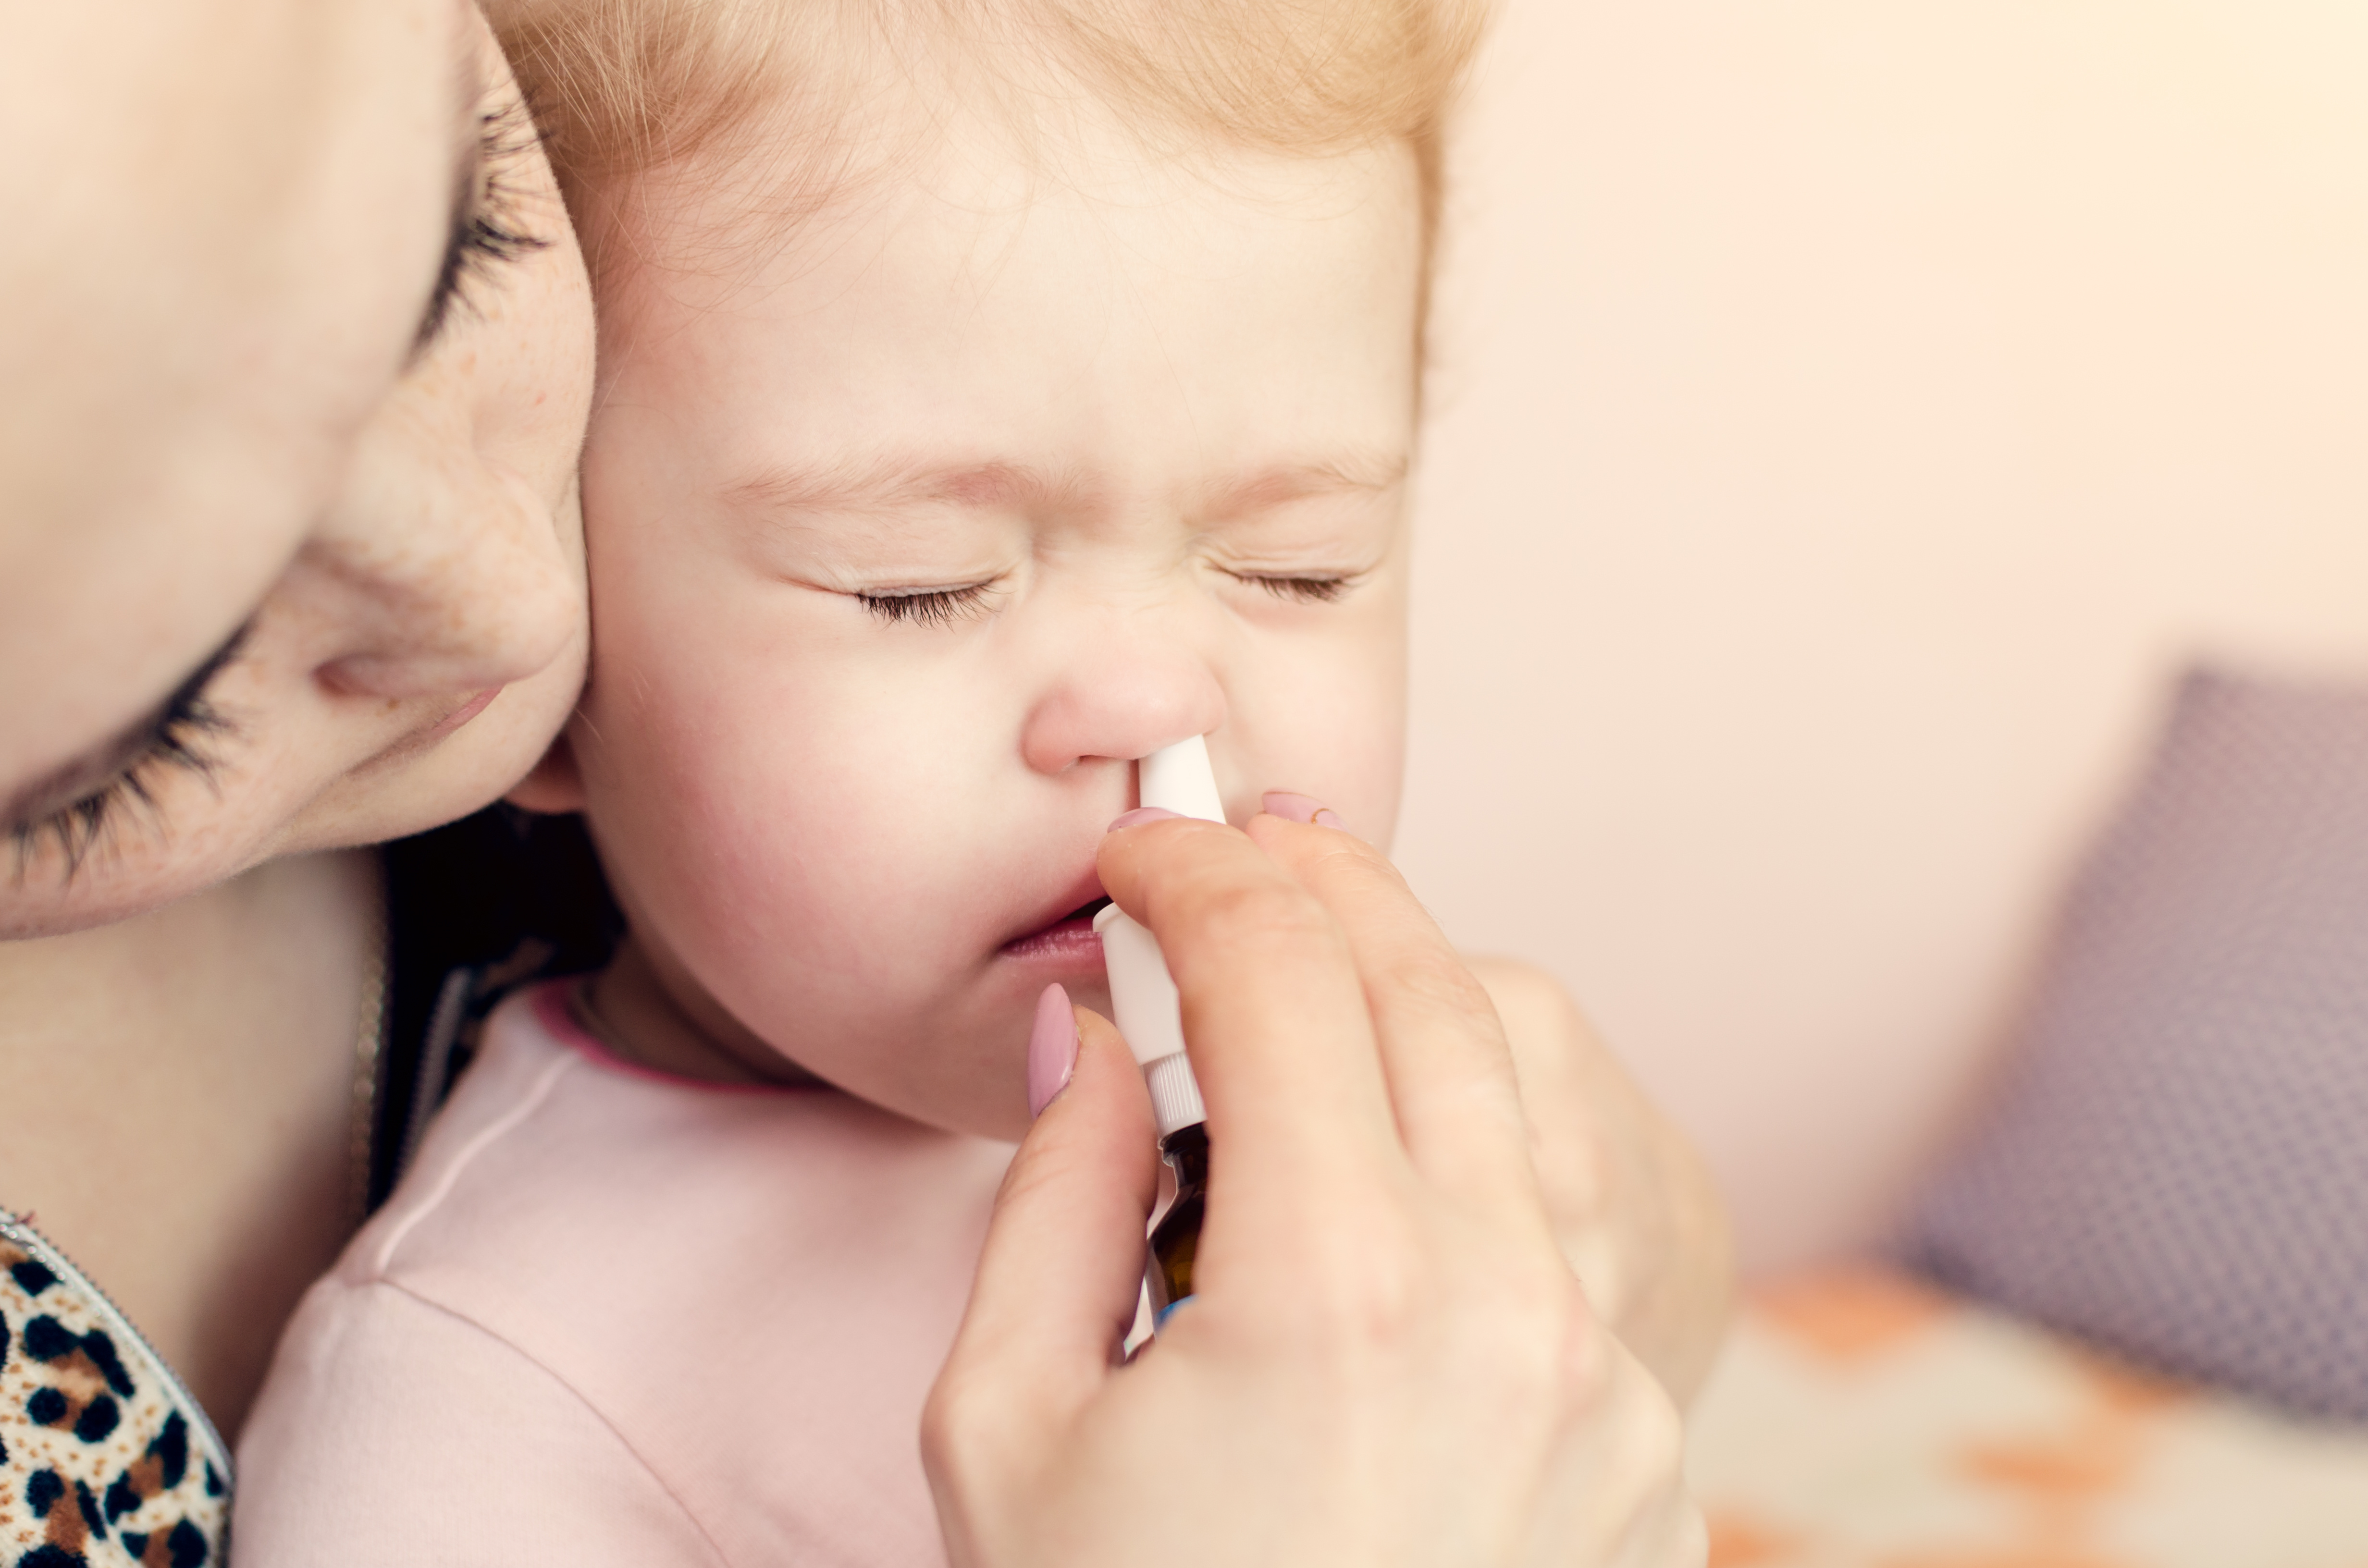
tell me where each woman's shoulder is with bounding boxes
[3,1211,233,1568]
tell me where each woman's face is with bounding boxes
[0,0,595,937]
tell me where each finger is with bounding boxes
[1547,1345,1705,1568]
[1097,816,1404,1207]
[1246,811,1545,1225]
[1473,962,1647,1313]
[934,1008,1158,1420]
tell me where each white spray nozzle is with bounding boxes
[1140,733,1227,823]
[1093,736,1222,1134]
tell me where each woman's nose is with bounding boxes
[1020,633,1227,777]
[300,427,581,702]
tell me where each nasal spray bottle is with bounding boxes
[1092,736,1221,1330]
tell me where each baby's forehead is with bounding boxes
[593,84,1415,295]
[587,124,1423,404]
[579,141,1422,553]
[538,2,1445,509]
[496,0,1478,296]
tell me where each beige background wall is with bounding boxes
[1395,0,2368,1272]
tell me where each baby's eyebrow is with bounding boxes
[1202,451,1409,521]
[721,456,1078,519]
[718,447,1408,523]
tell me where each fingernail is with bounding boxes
[1262,791,1349,831]
[1027,983,1079,1118]
[1107,806,1183,832]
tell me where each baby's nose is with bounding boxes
[1020,642,1226,776]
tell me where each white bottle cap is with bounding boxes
[1094,736,1223,1135]
[1142,1050,1207,1132]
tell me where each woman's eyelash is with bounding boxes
[855,584,999,627]
[1233,573,1356,605]
[10,638,243,881]
[415,98,550,354]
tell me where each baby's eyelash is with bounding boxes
[856,584,1000,627]
[415,98,551,354]
[1230,573,1357,605]
[10,640,243,882]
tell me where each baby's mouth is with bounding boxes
[999,894,1113,962]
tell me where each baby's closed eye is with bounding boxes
[1221,570,1359,605]
[852,581,1006,627]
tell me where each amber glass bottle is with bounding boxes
[1147,1121,1208,1324]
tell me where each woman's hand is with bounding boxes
[1468,957,1736,1406]
[923,808,1706,1568]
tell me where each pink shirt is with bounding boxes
[235,984,1015,1566]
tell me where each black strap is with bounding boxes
[369,806,622,1210]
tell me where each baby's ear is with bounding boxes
[506,729,588,814]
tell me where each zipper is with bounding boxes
[0,1206,234,1492]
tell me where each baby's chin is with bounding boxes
[854,1069,1035,1145]
[756,1012,1030,1144]
[745,969,1120,1144]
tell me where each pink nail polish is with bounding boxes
[1262,791,1349,832]
[1027,983,1078,1117]
[1107,806,1183,832]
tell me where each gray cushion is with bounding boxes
[1902,666,2368,1421]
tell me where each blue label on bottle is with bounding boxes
[1153,1295,1195,1332]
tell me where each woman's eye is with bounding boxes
[415,98,550,355]
[855,583,1000,627]
[9,634,244,879]
[1231,573,1356,605]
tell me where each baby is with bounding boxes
[236,0,1527,1559]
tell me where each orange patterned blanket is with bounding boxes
[1688,1267,2368,1568]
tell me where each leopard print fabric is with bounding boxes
[0,1214,227,1568]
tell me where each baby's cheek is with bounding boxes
[671,782,973,984]
[1344,682,1411,844]
[1233,634,1407,839]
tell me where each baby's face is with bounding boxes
[567,121,1421,1139]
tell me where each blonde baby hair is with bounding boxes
[490,0,1487,286]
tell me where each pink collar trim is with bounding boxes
[529,980,817,1097]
